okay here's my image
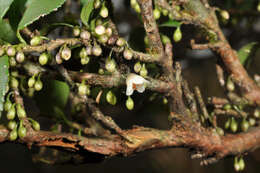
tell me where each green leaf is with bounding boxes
[159,20,181,28]
[0,19,17,43]
[35,80,69,114]
[80,0,94,27]
[238,42,259,66]
[0,55,9,118]
[0,0,14,19]
[17,0,66,42]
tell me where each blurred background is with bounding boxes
[1,0,260,172]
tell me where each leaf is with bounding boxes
[17,0,66,41]
[80,0,94,27]
[35,80,70,114]
[0,0,14,19]
[238,42,259,66]
[0,19,17,43]
[0,55,9,118]
[159,20,181,28]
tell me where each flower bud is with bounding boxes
[78,83,90,96]
[161,35,171,45]
[163,97,168,104]
[231,117,238,133]
[8,120,17,130]
[216,127,224,136]
[98,68,104,75]
[55,53,63,64]
[249,118,256,126]
[126,96,134,110]
[9,57,17,67]
[73,27,81,37]
[61,47,71,61]
[39,53,49,65]
[227,78,235,91]
[162,9,168,16]
[134,4,141,13]
[130,0,137,7]
[140,64,148,77]
[92,45,102,56]
[153,8,161,20]
[234,158,240,172]
[134,61,142,73]
[28,76,36,88]
[79,47,87,58]
[220,10,229,20]
[123,48,133,60]
[106,91,117,105]
[98,34,108,43]
[9,129,18,141]
[34,79,43,91]
[116,37,126,47]
[18,123,27,139]
[241,119,249,132]
[253,108,260,118]
[6,46,16,56]
[223,104,231,110]
[30,36,43,46]
[10,77,19,89]
[95,25,105,35]
[105,58,116,73]
[86,46,92,55]
[238,157,245,171]
[32,120,40,131]
[80,30,91,40]
[173,27,182,42]
[100,5,108,18]
[105,27,113,37]
[15,51,25,63]
[81,56,90,65]
[225,118,231,129]
[94,0,101,9]
[6,104,16,120]
[16,104,26,118]
[4,100,12,112]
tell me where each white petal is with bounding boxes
[126,73,145,85]
[126,84,134,96]
[136,85,145,93]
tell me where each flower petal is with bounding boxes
[126,84,134,96]
[136,85,145,93]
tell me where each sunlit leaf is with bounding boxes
[238,42,259,66]
[0,0,14,19]
[0,55,9,118]
[0,19,17,43]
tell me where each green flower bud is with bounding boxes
[144,35,149,46]
[173,27,182,42]
[100,5,109,18]
[105,27,113,37]
[153,8,161,20]
[249,118,256,126]
[39,53,49,65]
[79,47,87,58]
[28,77,36,88]
[4,100,12,112]
[105,58,116,73]
[123,48,133,60]
[231,117,238,133]
[92,45,102,56]
[30,36,43,46]
[227,78,235,91]
[216,127,224,136]
[220,10,230,20]
[161,35,171,45]
[134,4,141,13]
[162,9,168,16]
[18,123,27,139]
[130,0,137,7]
[73,27,81,37]
[15,51,25,63]
[253,108,260,118]
[8,120,17,130]
[106,90,117,105]
[6,104,16,120]
[234,158,240,172]
[34,80,43,91]
[98,68,104,75]
[10,77,19,89]
[80,30,91,40]
[116,37,126,47]
[94,0,101,9]
[61,47,71,61]
[126,96,134,110]
[16,104,26,118]
[258,2,260,12]
[9,56,17,67]
[238,157,245,171]
[81,56,90,65]
[98,34,108,43]
[223,104,232,110]
[225,118,231,129]
[163,97,168,104]
[9,129,18,141]
[86,46,92,55]
[95,25,106,35]
[140,64,148,77]
[241,119,249,132]
[32,120,40,131]
[134,61,142,73]
[6,46,16,57]
[78,83,90,96]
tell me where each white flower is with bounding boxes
[126,73,150,96]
